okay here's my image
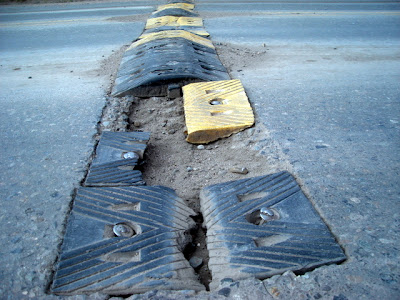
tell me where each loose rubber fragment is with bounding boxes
[183,79,254,144]
[84,131,150,186]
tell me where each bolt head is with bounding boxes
[113,223,135,237]
[210,100,222,105]
[122,152,139,160]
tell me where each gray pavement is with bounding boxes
[0,2,154,298]
[0,0,399,299]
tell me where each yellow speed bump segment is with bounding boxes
[183,79,255,144]
[127,30,214,50]
[145,16,203,29]
[157,3,195,11]
[140,28,210,37]
[152,5,194,15]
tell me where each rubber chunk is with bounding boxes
[183,79,254,144]
[146,16,203,29]
[113,38,229,97]
[51,186,204,295]
[151,7,199,18]
[157,3,195,11]
[128,30,214,50]
[200,171,346,289]
[84,131,150,187]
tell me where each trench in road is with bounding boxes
[94,42,344,291]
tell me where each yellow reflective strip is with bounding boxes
[145,16,203,29]
[152,6,194,15]
[157,3,195,11]
[126,30,214,50]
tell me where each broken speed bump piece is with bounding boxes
[84,131,150,187]
[95,131,150,160]
[128,30,214,50]
[157,3,195,11]
[51,186,204,295]
[146,16,203,29]
[200,171,346,289]
[183,79,254,144]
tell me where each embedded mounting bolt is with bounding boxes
[246,207,279,225]
[122,152,139,160]
[259,207,275,225]
[113,223,135,237]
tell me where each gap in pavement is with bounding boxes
[96,46,294,290]
[95,45,344,292]
[125,94,291,289]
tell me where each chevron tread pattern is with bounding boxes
[51,186,204,295]
[200,172,346,287]
[84,132,150,187]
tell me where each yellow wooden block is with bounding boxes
[183,79,255,144]
[126,30,214,51]
[145,16,203,29]
[157,3,195,11]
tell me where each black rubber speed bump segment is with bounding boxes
[200,171,346,288]
[142,26,209,37]
[84,131,150,187]
[151,7,199,18]
[51,186,205,295]
[113,37,229,97]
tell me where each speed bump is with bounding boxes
[151,7,199,18]
[113,38,229,97]
[157,3,195,11]
[183,79,254,144]
[84,131,150,187]
[51,186,205,295]
[129,30,214,50]
[141,27,210,37]
[146,16,203,30]
[200,171,346,288]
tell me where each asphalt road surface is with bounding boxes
[0,1,155,298]
[0,0,399,299]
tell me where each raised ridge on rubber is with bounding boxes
[200,172,346,288]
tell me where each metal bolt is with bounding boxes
[113,223,135,237]
[210,99,222,105]
[260,207,274,217]
[122,152,139,160]
[259,207,276,225]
